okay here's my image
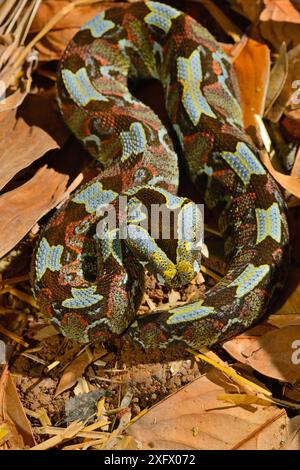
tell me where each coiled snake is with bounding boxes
[31,1,289,350]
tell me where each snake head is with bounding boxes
[120,185,205,288]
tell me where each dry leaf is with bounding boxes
[233,37,270,132]
[260,150,300,198]
[0,166,69,258]
[127,372,288,450]
[32,325,61,341]
[223,325,300,383]
[0,94,68,191]
[0,366,36,449]
[229,0,262,22]
[259,0,300,51]
[55,346,107,396]
[282,416,300,450]
[265,44,300,122]
[264,42,288,118]
[268,314,300,328]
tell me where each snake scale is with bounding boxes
[31,1,289,350]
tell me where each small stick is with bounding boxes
[0,274,29,287]
[0,324,29,347]
[200,265,222,282]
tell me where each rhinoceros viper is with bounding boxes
[31,1,289,350]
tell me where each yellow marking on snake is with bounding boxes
[62,287,103,309]
[145,1,181,33]
[62,68,109,107]
[167,300,215,324]
[229,264,270,298]
[177,49,216,126]
[221,142,266,186]
[256,202,281,244]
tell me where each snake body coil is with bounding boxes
[31,1,289,349]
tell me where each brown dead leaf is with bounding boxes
[268,314,300,328]
[127,372,288,450]
[265,44,300,122]
[282,416,300,450]
[0,93,68,191]
[260,150,300,198]
[55,346,107,396]
[31,0,110,32]
[0,366,35,449]
[259,0,300,51]
[32,325,60,341]
[230,0,263,22]
[223,325,300,383]
[264,42,288,118]
[0,165,69,258]
[233,37,270,133]
[55,349,93,397]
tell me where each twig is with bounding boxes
[0,324,29,347]
[200,265,222,282]
[188,348,272,396]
